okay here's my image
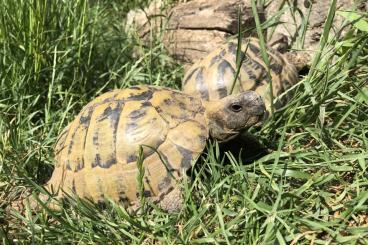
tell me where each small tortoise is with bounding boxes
[182,38,299,113]
[41,85,265,212]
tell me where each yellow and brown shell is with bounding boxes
[47,86,208,206]
[182,38,298,110]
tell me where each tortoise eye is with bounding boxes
[230,103,242,112]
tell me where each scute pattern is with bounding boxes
[47,86,208,205]
[183,37,299,110]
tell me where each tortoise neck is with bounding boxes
[203,100,222,138]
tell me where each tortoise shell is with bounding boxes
[182,37,299,111]
[47,86,208,206]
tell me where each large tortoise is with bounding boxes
[41,85,265,212]
[182,38,299,113]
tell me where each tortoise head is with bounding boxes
[204,91,265,142]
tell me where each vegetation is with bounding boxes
[0,0,367,243]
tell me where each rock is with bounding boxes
[125,0,167,38]
[163,0,265,70]
[265,0,358,68]
[125,0,366,71]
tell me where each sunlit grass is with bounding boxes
[0,0,367,244]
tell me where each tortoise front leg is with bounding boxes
[157,186,183,213]
[129,185,183,213]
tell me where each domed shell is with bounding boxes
[47,86,208,205]
[182,38,298,110]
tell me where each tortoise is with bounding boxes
[39,85,265,212]
[182,37,299,114]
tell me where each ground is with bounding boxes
[0,0,367,244]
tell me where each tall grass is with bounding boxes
[1,0,367,244]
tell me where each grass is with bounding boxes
[0,0,367,244]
